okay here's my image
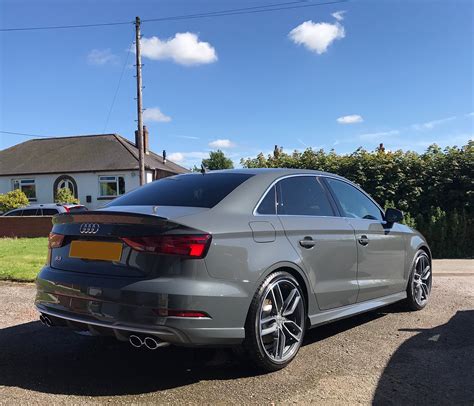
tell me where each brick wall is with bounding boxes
[0,216,53,238]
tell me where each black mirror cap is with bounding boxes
[385,208,404,223]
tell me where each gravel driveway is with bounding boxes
[0,260,472,405]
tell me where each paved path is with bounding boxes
[0,260,472,405]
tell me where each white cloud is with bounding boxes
[466,112,474,117]
[332,10,346,21]
[289,20,345,54]
[168,152,184,162]
[337,114,364,124]
[167,151,210,167]
[208,139,236,148]
[143,107,171,123]
[411,116,456,131]
[140,33,217,66]
[87,49,119,65]
[359,130,400,140]
[176,135,200,140]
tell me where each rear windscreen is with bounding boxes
[107,173,254,208]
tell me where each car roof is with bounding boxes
[178,168,349,181]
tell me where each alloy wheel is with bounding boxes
[258,278,304,363]
[412,253,432,307]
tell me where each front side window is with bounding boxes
[42,208,59,215]
[277,176,335,216]
[12,179,36,200]
[326,178,383,221]
[99,176,125,197]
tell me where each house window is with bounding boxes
[12,179,36,200]
[99,176,125,197]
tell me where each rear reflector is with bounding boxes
[48,233,64,249]
[120,234,212,259]
[153,309,210,318]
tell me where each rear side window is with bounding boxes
[4,210,22,216]
[21,209,39,216]
[326,178,383,221]
[277,176,334,216]
[256,186,276,215]
[42,209,59,215]
[107,173,254,208]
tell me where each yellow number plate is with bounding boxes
[69,241,123,262]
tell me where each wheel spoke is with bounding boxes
[274,284,284,311]
[421,267,431,280]
[277,327,286,359]
[282,323,301,342]
[261,322,278,336]
[282,288,297,313]
[416,285,422,303]
[261,315,276,326]
[283,291,301,317]
[284,319,302,334]
[421,283,429,298]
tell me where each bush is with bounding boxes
[0,190,29,213]
[55,188,79,205]
[241,141,473,258]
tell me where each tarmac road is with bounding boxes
[0,260,472,405]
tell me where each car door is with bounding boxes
[276,175,359,311]
[324,177,406,302]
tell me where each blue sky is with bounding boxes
[0,0,472,168]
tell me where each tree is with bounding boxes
[0,189,29,213]
[240,141,473,258]
[55,188,79,205]
[201,150,234,170]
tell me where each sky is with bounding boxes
[0,0,473,169]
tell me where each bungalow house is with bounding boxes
[0,131,188,210]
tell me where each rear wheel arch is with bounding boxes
[251,262,311,323]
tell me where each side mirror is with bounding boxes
[385,208,403,223]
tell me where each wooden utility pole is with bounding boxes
[135,16,145,185]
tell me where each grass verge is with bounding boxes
[0,237,48,282]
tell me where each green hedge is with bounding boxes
[241,142,473,258]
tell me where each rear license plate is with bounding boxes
[69,241,122,262]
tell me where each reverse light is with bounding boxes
[120,234,212,259]
[48,232,64,249]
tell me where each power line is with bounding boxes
[0,130,52,138]
[143,0,348,23]
[102,34,134,133]
[0,20,133,32]
[0,0,348,32]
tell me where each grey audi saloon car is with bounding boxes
[35,169,432,371]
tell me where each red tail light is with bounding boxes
[120,234,212,258]
[48,232,64,249]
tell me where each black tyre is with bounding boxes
[405,250,432,311]
[243,271,306,372]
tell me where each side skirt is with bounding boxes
[308,291,407,328]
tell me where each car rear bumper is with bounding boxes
[35,266,250,346]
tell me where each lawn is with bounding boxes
[0,238,48,282]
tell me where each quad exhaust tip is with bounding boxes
[129,334,169,350]
[39,314,53,327]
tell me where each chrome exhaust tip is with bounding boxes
[129,334,143,348]
[39,314,52,327]
[144,336,160,350]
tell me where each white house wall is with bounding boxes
[0,171,151,210]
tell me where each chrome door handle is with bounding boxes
[299,237,316,249]
[358,235,369,246]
